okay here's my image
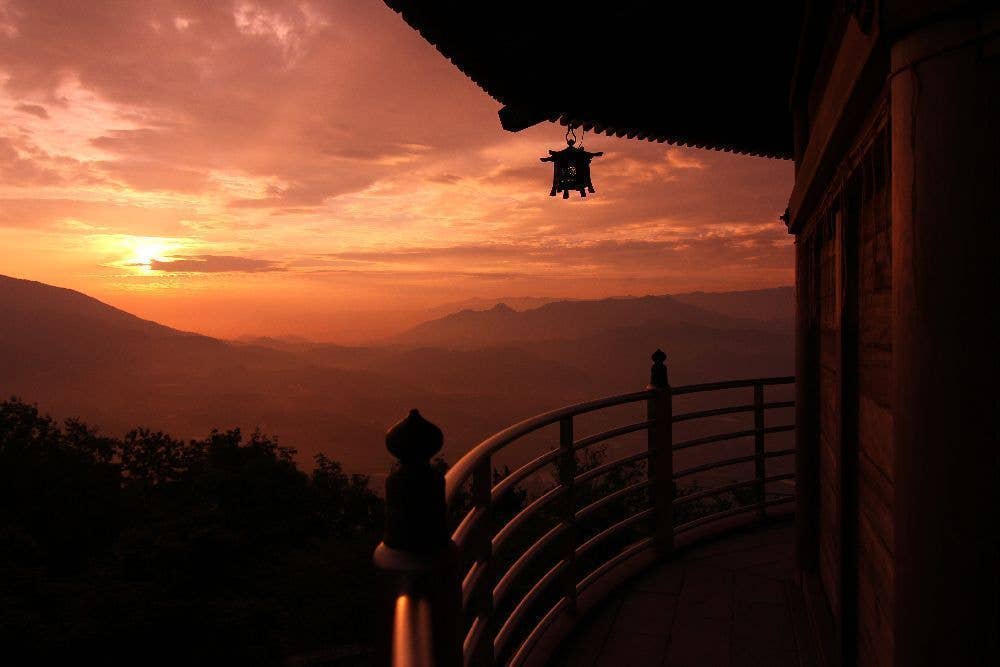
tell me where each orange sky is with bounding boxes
[0,0,794,342]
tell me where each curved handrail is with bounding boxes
[451,375,795,664]
[493,522,567,607]
[380,367,796,667]
[444,389,654,504]
[671,375,795,394]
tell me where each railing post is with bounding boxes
[558,415,578,613]
[647,349,674,556]
[753,382,766,518]
[374,410,461,667]
[468,456,495,666]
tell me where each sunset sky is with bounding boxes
[0,0,794,342]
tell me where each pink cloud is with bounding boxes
[14,102,48,118]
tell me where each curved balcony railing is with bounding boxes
[375,350,795,667]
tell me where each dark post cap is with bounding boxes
[649,349,669,388]
[386,409,443,464]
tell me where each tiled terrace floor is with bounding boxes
[552,520,815,667]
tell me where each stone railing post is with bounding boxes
[646,349,674,555]
[374,409,461,667]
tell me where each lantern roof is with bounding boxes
[542,143,603,159]
[383,1,801,159]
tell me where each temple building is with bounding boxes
[377,3,1000,665]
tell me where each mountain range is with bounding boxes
[0,275,793,478]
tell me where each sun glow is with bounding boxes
[95,235,193,275]
[130,238,169,266]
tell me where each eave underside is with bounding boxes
[384,1,801,159]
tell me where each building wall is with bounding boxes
[851,128,893,667]
[889,13,1000,665]
[815,209,840,622]
[797,117,894,667]
[791,5,999,666]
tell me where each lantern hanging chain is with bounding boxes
[565,126,577,145]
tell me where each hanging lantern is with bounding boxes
[540,128,604,198]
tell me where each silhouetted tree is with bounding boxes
[0,397,384,666]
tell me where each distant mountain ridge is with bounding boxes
[0,275,792,475]
[393,287,793,347]
[424,295,571,318]
[2,275,199,339]
[671,287,793,323]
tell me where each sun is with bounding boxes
[130,238,169,267]
[101,235,188,274]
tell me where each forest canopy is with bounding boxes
[0,397,383,665]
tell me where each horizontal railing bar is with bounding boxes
[673,403,754,422]
[672,376,794,395]
[764,424,795,435]
[674,495,795,535]
[575,479,652,521]
[765,447,796,458]
[494,559,567,656]
[491,449,559,503]
[672,446,795,484]
[672,400,795,425]
[673,473,795,506]
[572,420,654,452]
[508,596,571,667]
[462,559,488,610]
[674,478,758,505]
[446,390,654,505]
[575,508,653,559]
[674,500,761,534]
[574,450,649,485]
[493,523,567,608]
[463,615,488,667]
[452,506,486,551]
[576,537,653,595]
[674,453,757,479]
[492,486,565,553]
[673,428,756,451]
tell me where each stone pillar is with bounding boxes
[375,410,462,667]
[890,14,1000,666]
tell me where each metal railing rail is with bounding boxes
[375,350,795,667]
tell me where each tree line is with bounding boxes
[0,397,383,665]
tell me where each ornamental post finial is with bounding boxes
[382,409,447,552]
[649,349,669,389]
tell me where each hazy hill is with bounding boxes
[421,287,794,330]
[672,286,793,327]
[391,291,791,347]
[424,295,570,319]
[0,275,793,477]
[0,276,433,473]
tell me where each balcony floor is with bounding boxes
[551,520,815,667]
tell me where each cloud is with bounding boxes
[0,197,198,236]
[150,255,285,273]
[318,231,793,280]
[14,103,48,118]
[427,173,462,184]
[0,137,63,185]
[96,159,211,193]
